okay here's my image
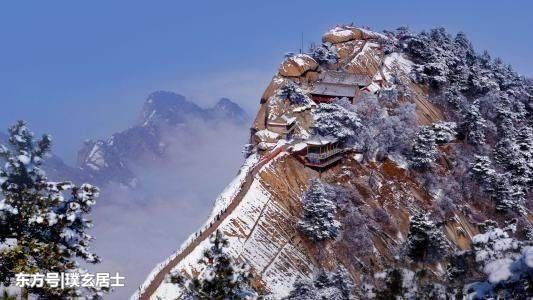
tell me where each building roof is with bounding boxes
[319,70,370,86]
[255,129,280,141]
[362,82,381,93]
[311,70,370,98]
[306,135,338,146]
[312,83,357,98]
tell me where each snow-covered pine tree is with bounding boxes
[470,155,497,191]
[312,100,361,145]
[311,42,338,66]
[0,121,103,299]
[284,267,355,300]
[170,230,256,299]
[374,268,404,300]
[278,83,309,105]
[283,277,317,300]
[492,174,522,211]
[331,266,356,300]
[404,213,448,263]
[431,121,457,144]
[466,226,533,299]
[495,126,533,189]
[410,126,437,170]
[298,179,340,242]
[460,100,486,146]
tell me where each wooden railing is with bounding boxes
[307,147,343,162]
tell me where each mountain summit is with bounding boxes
[77,92,249,186]
[140,91,248,127]
[137,25,532,300]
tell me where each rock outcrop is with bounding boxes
[139,24,532,300]
[278,54,318,77]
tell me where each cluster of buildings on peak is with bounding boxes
[249,25,406,169]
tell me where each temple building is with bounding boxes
[304,135,344,168]
[310,70,370,104]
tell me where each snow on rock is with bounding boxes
[279,54,318,77]
[322,26,359,44]
[358,28,388,41]
[363,82,381,93]
[345,42,382,77]
[261,77,286,103]
[290,142,307,152]
[322,26,387,44]
[333,40,365,61]
[255,130,280,143]
[85,143,108,171]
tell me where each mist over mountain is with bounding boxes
[76,91,249,188]
[76,92,250,300]
[1,92,251,300]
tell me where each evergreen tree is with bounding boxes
[170,230,256,300]
[283,277,316,300]
[279,83,309,105]
[284,267,355,300]
[495,127,533,189]
[410,126,437,170]
[298,179,340,242]
[461,100,486,146]
[312,101,362,144]
[470,155,497,191]
[404,213,448,263]
[431,121,457,144]
[466,226,533,299]
[311,42,338,66]
[375,269,404,300]
[331,266,355,300]
[471,157,524,211]
[492,174,522,211]
[0,121,103,299]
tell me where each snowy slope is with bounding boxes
[134,152,315,299]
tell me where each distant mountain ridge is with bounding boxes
[76,92,249,186]
[1,92,249,187]
[140,91,248,127]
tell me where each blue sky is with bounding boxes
[1,0,532,162]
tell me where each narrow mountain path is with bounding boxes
[137,145,288,300]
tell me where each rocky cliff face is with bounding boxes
[142,25,532,299]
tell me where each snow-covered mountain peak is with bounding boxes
[141,91,204,127]
[77,92,249,186]
[207,98,249,124]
